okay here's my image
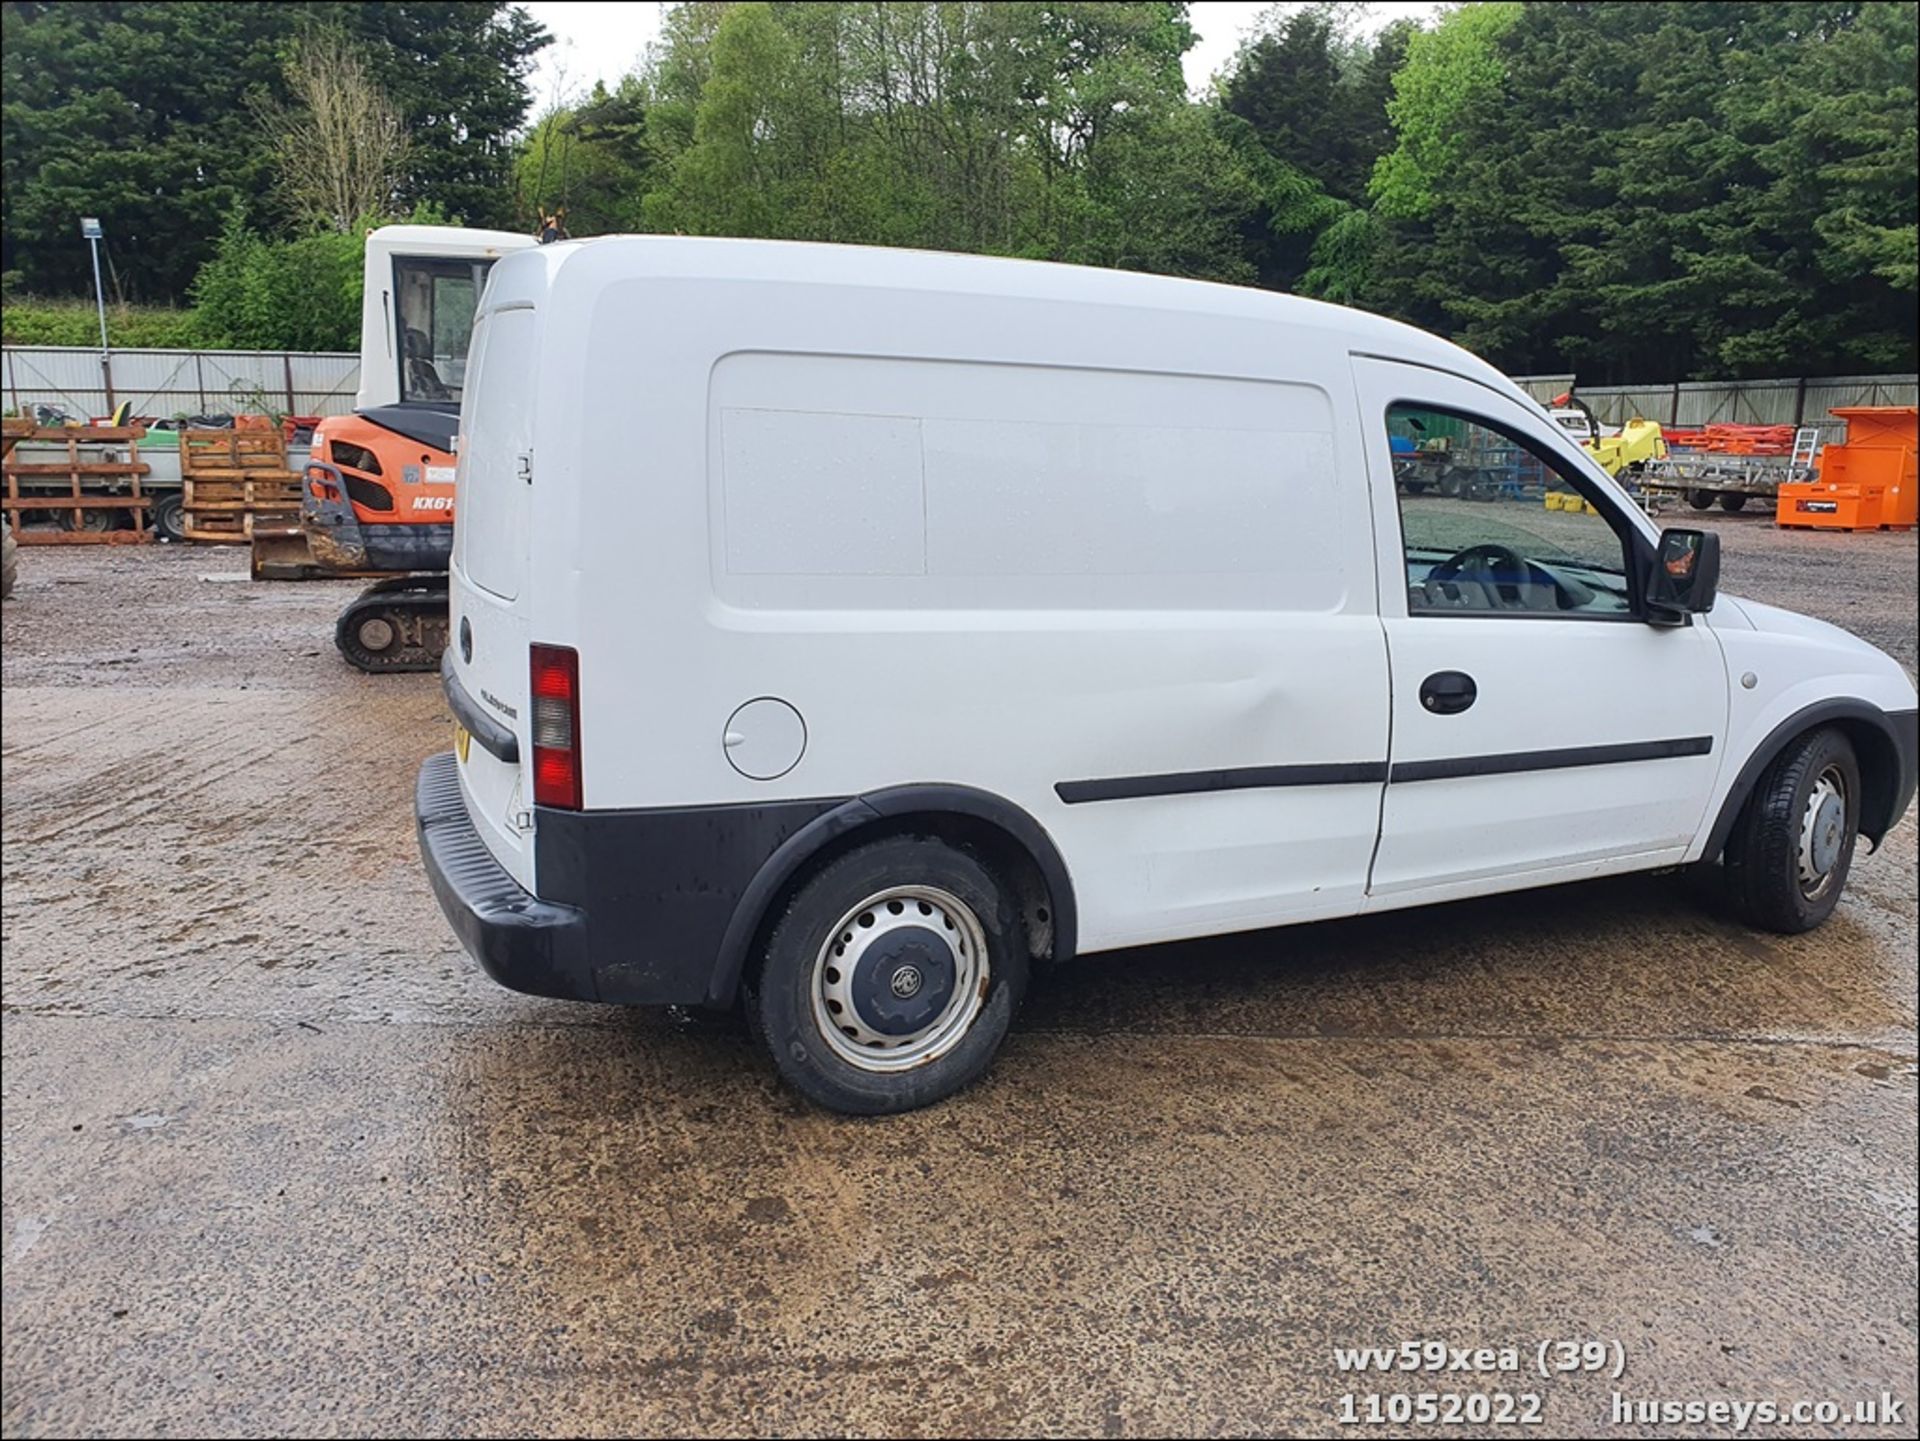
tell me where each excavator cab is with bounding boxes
[255,226,538,670]
[394,252,494,403]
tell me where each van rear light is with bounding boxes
[529,643,582,810]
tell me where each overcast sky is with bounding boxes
[519,2,1443,113]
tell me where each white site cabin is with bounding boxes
[421,237,1918,1114]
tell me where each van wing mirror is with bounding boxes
[1647,527,1721,625]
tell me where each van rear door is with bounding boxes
[455,305,536,601]
[448,300,541,889]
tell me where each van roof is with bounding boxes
[508,235,1521,398]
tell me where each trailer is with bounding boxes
[1635,428,1821,514]
[2,424,309,542]
[2,423,157,542]
[1390,433,1553,502]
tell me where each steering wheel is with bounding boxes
[1427,542,1544,610]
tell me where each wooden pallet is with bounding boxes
[2,424,153,544]
[187,508,302,541]
[176,477,302,510]
[179,428,301,545]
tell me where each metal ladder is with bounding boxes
[1790,427,1821,477]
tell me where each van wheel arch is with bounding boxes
[1702,699,1912,864]
[707,785,1077,1009]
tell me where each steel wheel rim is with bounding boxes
[1797,764,1849,899]
[810,885,988,1072]
[357,616,397,652]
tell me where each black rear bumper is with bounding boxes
[416,753,839,1006]
[416,752,596,1002]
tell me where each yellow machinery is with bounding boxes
[1586,417,1667,477]
[1544,393,1666,514]
[1548,391,1666,477]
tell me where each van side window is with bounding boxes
[1386,403,1633,618]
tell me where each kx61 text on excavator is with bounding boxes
[253,225,537,671]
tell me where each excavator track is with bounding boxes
[335,575,451,673]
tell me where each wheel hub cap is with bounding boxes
[812,886,988,1073]
[1797,767,1848,896]
[849,925,954,1034]
[1809,793,1844,874]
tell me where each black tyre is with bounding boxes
[150,492,187,543]
[1722,727,1861,934]
[55,503,122,532]
[1688,489,1716,511]
[1718,493,1748,513]
[748,835,1028,1114]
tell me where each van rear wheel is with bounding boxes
[748,836,1027,1114]
[1722,727,1860,934]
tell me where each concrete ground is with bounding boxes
[3,514,1916,1439]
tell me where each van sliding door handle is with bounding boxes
[1419,670,1477,715]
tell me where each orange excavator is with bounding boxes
[256,225,536,670]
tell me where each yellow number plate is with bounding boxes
[454,723,471,764]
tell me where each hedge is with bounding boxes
[2,299,204,348]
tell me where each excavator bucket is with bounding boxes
[249,528,323,581]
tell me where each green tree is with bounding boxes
[13,0,1910,384]
[643,1,795,239]
[1,2,549,301]
[1072,88,1259,281]
[252,30,409,234]
[1368,1,1520,222]
[516,80,652,238]
[1366,1,1916,380]
[1345,18,1416,199]
[189,208,363,350]
[1216,6,1412,296]
[2,1,292,300]
[1717,0,1919,371]
[339,2,551,230]
[636,1,1255,281]
[1222,4,1369,203]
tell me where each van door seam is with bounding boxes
[1366,616,1395,897]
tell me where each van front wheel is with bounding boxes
[749,836,1027,1114]
[1722,727,1860,934]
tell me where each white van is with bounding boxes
[421,238,1917,1114]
